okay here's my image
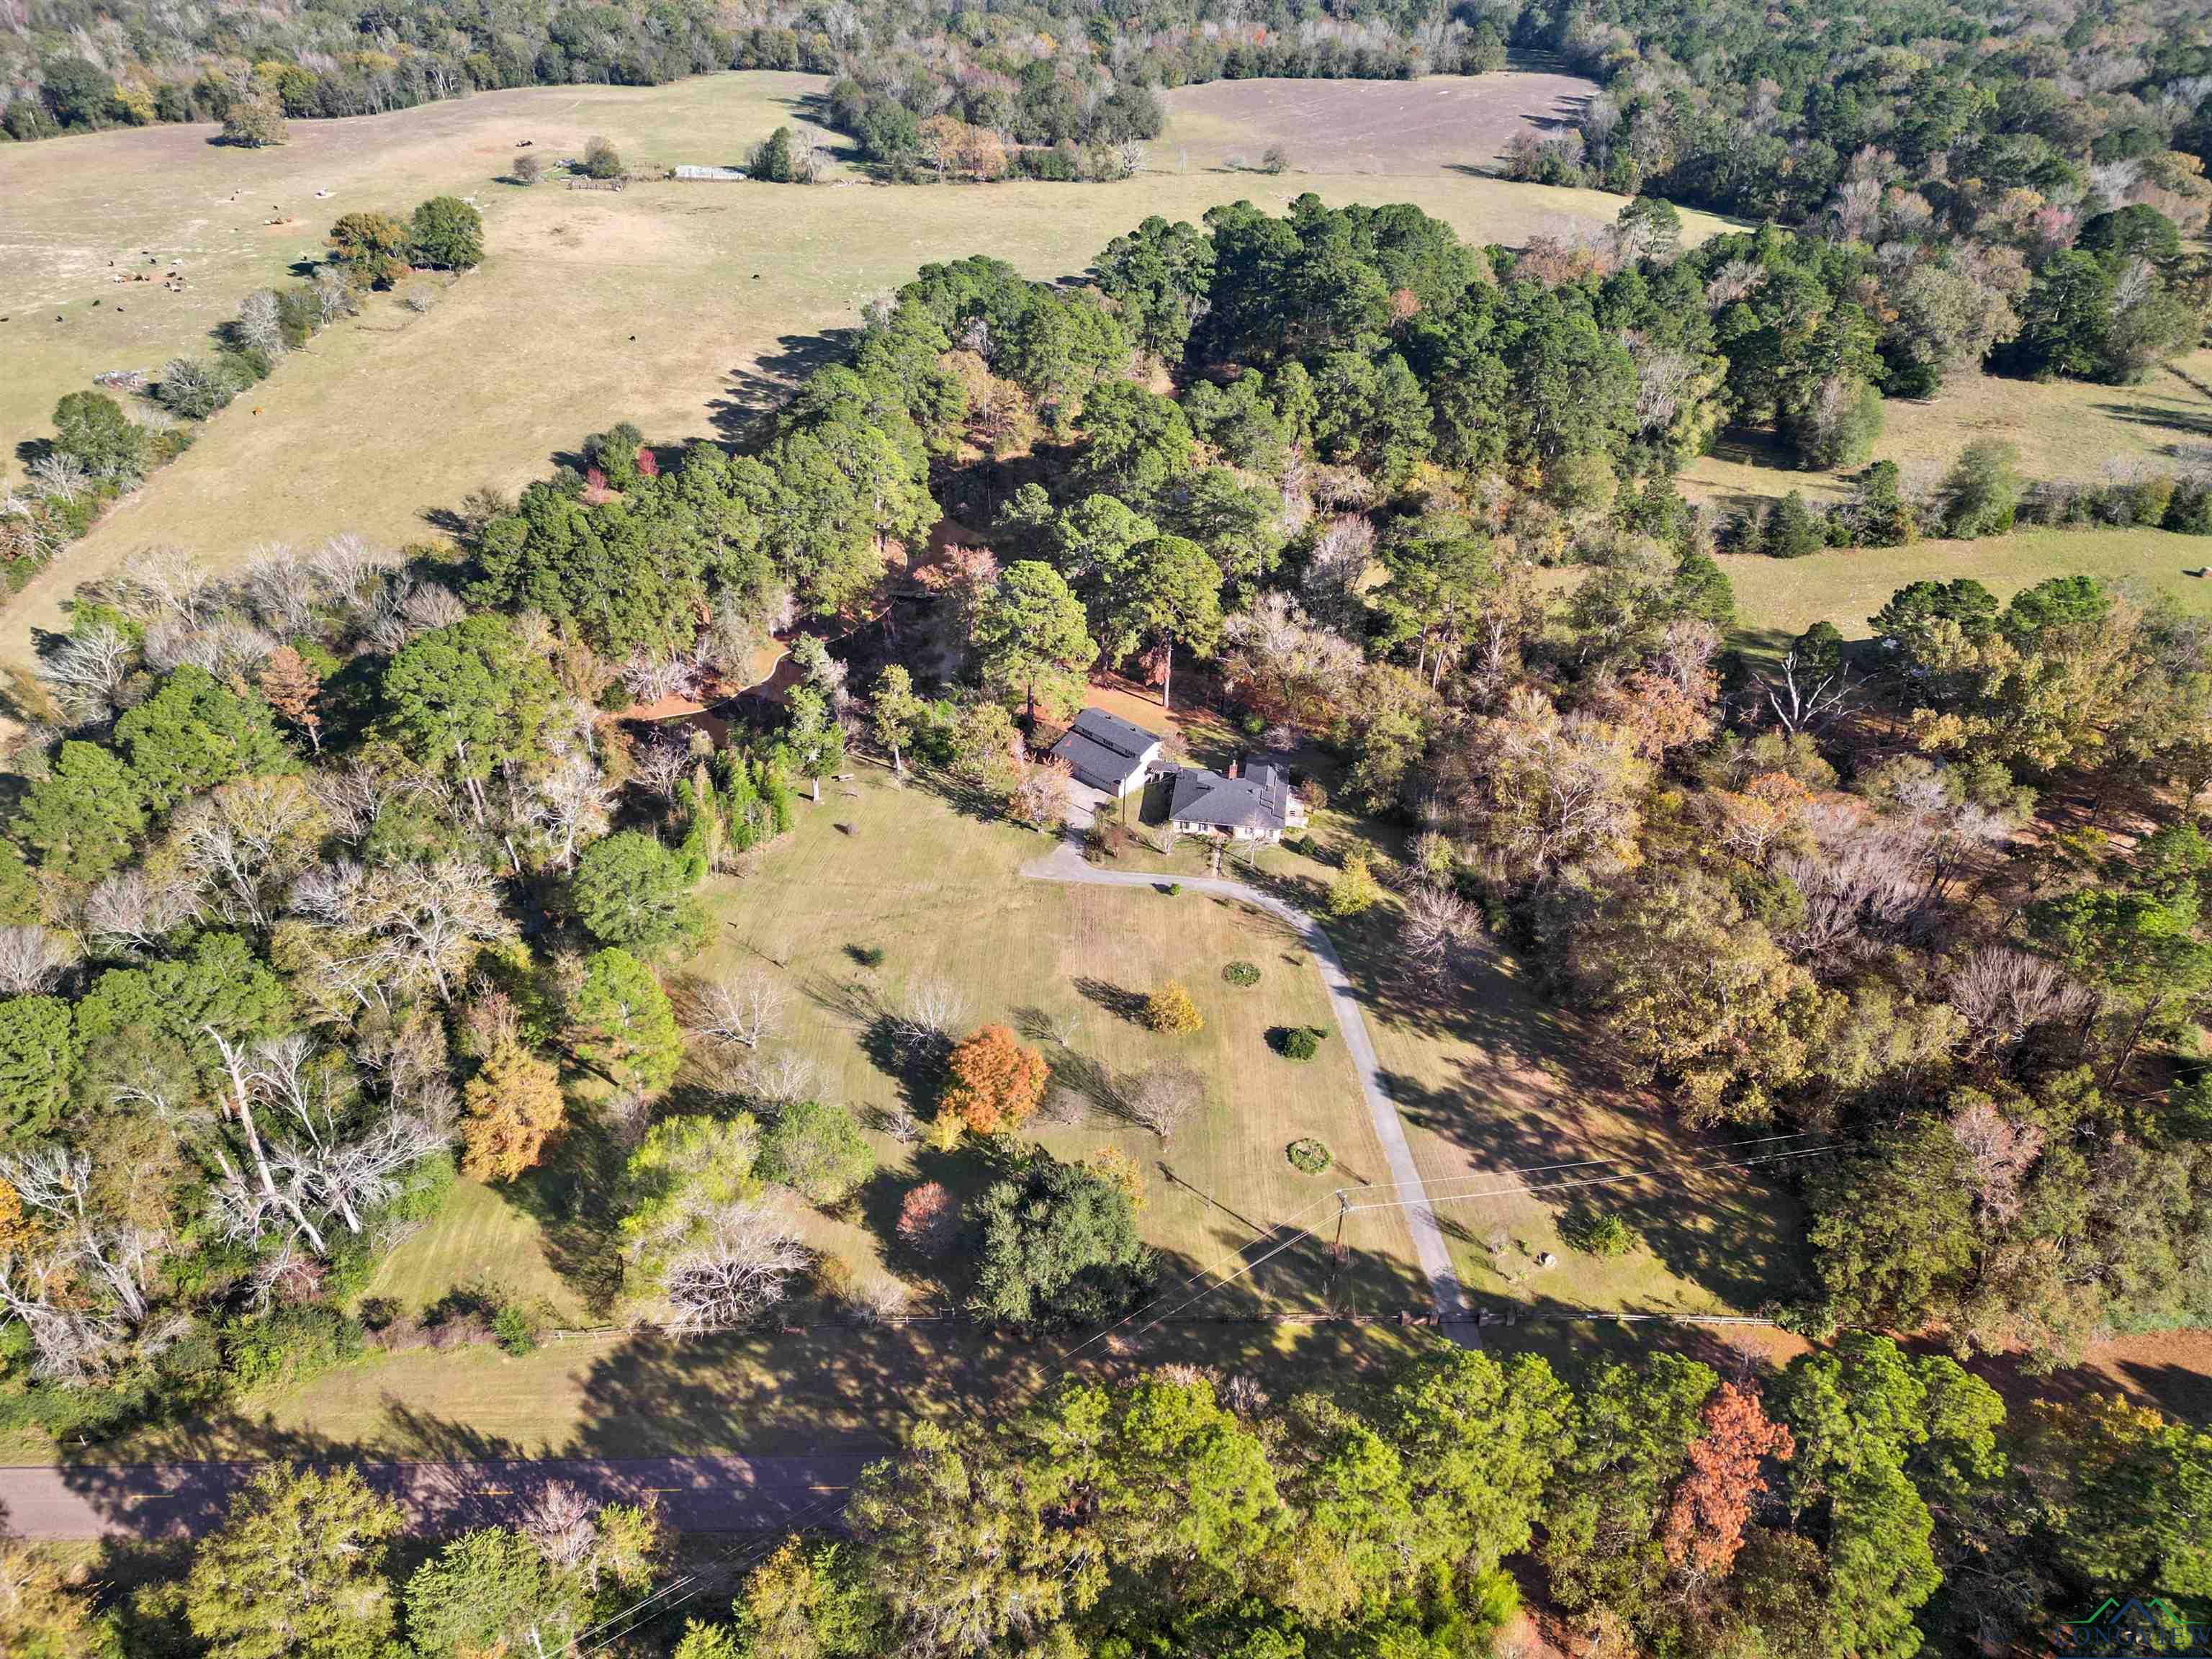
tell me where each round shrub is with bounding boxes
[1222,961,1261,987]
[1286,1138,1332,1175]
[1563,1211,1641,1257]
[1270,1025,1323,1061]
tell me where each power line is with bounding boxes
[568,1131,1835,1649]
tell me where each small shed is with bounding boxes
[673,164,747,181]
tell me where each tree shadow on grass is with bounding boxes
[708,330,859,441]
[1043,1045,1136,1125]
[557,1236,1441,1464]
[2091,399,2212,441]
[495,1108,631,1319]
[1074,975,1148,1024]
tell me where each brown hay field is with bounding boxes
[1154,68,1596,174]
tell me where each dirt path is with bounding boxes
[0,1451,870,1539]
[1023,835,1475,1344]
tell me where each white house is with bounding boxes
[1050,708,1163,799]
[1164,757,1306,842]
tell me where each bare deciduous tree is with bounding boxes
[524,1480,599,1570]
[690,969,785,1050]
[234,289,288,357]
[238,543,318,634]
[0,926,69,997]
[306,762,394,843]
[204,1030,449,1256]
[621,652,703,706]
[102,545,208,629]
[1010,755,1074,830]
[659,1202,807,1332]
[893,980,966,1056]
[742,1048,819,1111]
[82,869,199,958]
[1753,648,1856,736]
[853,1277,912,1325]
[1401,882,1478,977]
[1777,809,1927,962]
[1123,1062,1206,1142]
[628,737,693,806]
[40,622,136,719]
[310,267,359,328]
[27,452,91,505]
[1950,1097,2046,1224]
[529,750,613,871]
[143,613,277,680]
[1950,945,2094,1053]
[176,776,325,931]
[289,858,514,1004]
[0,1146,166,1325]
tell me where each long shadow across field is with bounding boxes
[553,1235,1439,1462]
[1320,894,1812,1312]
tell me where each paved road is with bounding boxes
[1025,835,1475,1344]
[0,1452,874,1539]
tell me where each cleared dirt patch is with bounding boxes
[1158,71,1597,175]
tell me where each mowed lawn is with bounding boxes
[685,770,1426,1313]
[100,1318,1430,1462]
[0,71,1729,684]
[1349,927,1810,1320]
[355,1174,594,1327]
[1029,686,1807,1321]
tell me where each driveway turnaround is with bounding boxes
[1025,835,1475,1344]
[0,1452,873,1539]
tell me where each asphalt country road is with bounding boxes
[0,829,1475,1540]
[0,1452,873,1539]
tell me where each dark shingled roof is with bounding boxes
[1166,760,1292,832]
[1064,707,1159,759]
[1051,708,1161,789]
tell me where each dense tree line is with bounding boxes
[8,178,2212,1651]
[3,0,1501,147]
[15,1334,2203,1657]
[1506,0,2212,388]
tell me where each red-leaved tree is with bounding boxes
[1660,1382,1794,1583]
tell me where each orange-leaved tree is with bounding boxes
[939,1024,1049,1135]
[1660,1382,1794,1583]
[460,1039,567,1182]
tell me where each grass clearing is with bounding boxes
[1352,932,1809,1320]
[0,71,1727,684]
[354,1175,593,1326]
[1718,524,2212,652]
[97,1318,1431,1461]
[1678,354,2212,517]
